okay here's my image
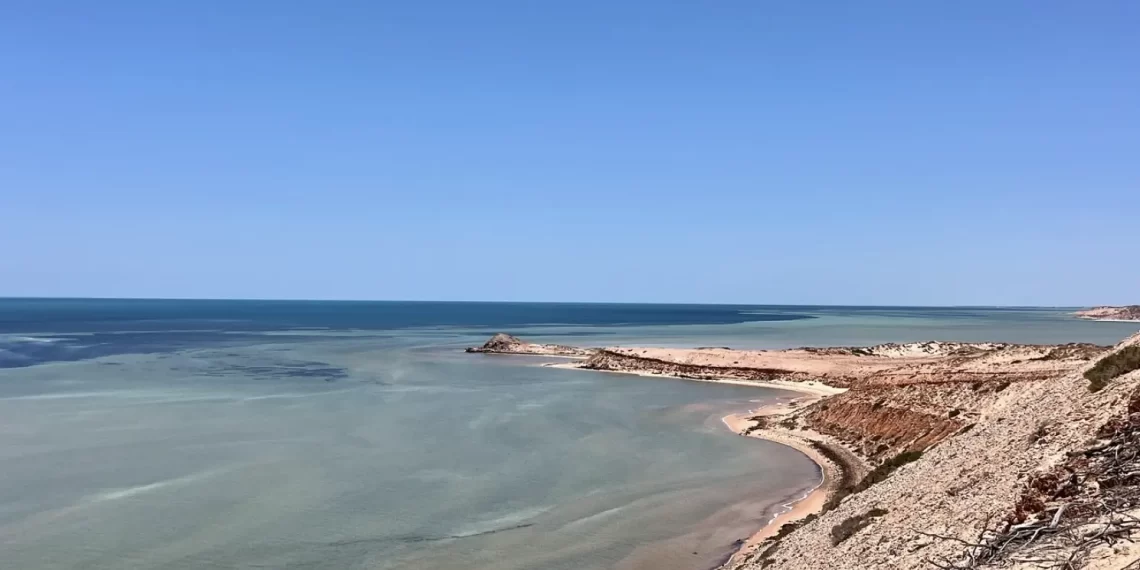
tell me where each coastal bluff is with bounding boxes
[1075,305,1140,321]
[466,332,1140,569]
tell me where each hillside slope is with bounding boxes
[734,332,1140,570]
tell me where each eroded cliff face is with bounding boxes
[773,351,1102,465]
[793,379,1048,460]
[799,390,964,461]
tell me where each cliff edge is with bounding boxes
[732,332,1140,570]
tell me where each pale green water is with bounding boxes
[0,301,1134,569]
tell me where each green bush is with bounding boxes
[823,450,923,512]
[830,508,888,545]
[1085,346,1140,392]
[860,450,923,488]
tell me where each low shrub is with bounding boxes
[823,450,923,512]
[743,416,768,434]
[830,508,888,545]
[1085,346,1140,392]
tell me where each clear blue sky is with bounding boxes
[2,2,1137,305]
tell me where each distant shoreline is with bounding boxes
[1072,305,1140,322]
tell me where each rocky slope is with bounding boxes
[1076,306,1140,321]
[730,333,1140,570]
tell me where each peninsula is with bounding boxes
[1075,306,1140,321]
[467,331,1140,570]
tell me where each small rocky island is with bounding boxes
[1074,305,1140,321]
[464,333,597,357]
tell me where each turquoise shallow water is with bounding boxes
[0,300,1135,569]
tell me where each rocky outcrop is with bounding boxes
[1075,305,1140,321]
[465,333,596,357]
[799,388,966,461]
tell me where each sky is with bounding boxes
[1,2,1137,306]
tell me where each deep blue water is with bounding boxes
[0,298,815,333]
[0,298,813,368]
[0,298,1108,369]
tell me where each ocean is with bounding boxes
[1,300,1136,570]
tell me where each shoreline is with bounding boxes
[542,358,849,568]
[715,403,845,569]
[544,361,846,398]
[1072,305,1140,322]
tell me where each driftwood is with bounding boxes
[920,509,1139,569]
[918,410,1140,569]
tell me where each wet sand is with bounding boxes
[715,397,839,566]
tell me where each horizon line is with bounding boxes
[0,295,1099,310]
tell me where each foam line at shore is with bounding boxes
[547,351,845,563]
[718,412,833,553]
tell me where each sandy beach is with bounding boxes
[546,352,853,567]
[552,354,855,567]
[545,361,846,397]
[545,355,851,567]
[715,396,847,568]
